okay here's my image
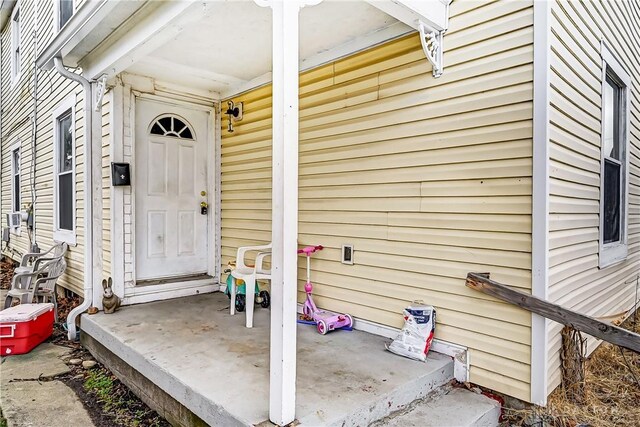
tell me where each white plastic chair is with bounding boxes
[4,257,66,322]
[13,243,68,289]
[230,244,272,328]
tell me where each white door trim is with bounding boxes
[130,92,217,289]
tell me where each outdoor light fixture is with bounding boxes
[225,100,243,133]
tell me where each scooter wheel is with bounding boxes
[259,290,270,308]
[235,294,245,312]
[317,320,328,335]
[345,314,354,327]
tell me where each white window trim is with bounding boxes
[10,142,21,236]
[53,96,77,245]
[53,0,75,33]
[10,2,21,86]
[598,41,631,269]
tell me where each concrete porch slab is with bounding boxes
[80,293,453,426]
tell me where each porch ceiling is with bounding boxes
[123,1,410,97]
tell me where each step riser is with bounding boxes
[337,364,454,427]
[374,387,502,427]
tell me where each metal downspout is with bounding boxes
[53,57,95,340]
[0,32,3,224]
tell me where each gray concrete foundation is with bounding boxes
[80,293,453,426]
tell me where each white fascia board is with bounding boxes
[0,0,17,31]
[80,1,199,81]
[36,0,113,70]
[366,0,450,32]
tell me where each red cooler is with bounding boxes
[0,303,54,356]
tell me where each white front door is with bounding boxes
[135,98,211,280]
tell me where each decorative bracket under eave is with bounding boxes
[419,21,444,78]
[93,75,108,112]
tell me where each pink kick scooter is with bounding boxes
[298,245,353,335]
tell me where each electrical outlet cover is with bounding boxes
[341,244,354,265]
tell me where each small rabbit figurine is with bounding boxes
[102,277,121,314]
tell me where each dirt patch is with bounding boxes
[502,310,640,427]
[0,256,17,290]
[58,346,170,427]
[56,294,81,324]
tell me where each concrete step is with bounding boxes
[372,386,501,427]
[297,352,454,427]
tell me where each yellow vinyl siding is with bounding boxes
[547,0,640,394]
[1,0,84,295]
[221,0,534,401]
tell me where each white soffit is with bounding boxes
[125,1,411,97]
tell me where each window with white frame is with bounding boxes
[599,43,631,268]
[11,145,21,213]
[57,0,73,30]
[53,98,76,244]
[11,4,20,83]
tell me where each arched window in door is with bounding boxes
[149,114,195,140]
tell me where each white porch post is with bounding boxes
[269,1,300,425]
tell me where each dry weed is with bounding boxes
[503,311,640,426]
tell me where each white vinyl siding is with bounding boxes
[547,0,640,395]
[102,94,111,284]
[1,0,85,295]
[221,0,535,402]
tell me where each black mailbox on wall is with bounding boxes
[111,162,131,186]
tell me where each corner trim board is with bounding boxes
[531,0,550,405]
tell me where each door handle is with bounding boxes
[200,201,208,215]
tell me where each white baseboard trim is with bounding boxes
[295,303,470,382]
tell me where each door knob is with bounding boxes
[200,201,208,215]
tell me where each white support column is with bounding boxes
[91,81,104,308]
[269,1,300,425]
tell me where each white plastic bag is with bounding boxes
[386,301,436,362]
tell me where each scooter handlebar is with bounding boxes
[297,245,323,255]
